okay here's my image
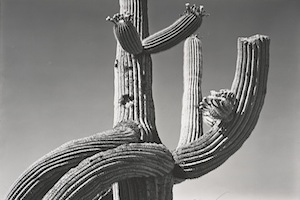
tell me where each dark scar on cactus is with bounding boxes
[119,94,134,106]
[114,59,118,68]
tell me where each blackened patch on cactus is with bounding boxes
[114,59,118,68]
[119,94,134,106]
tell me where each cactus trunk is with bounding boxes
[113,0,159,143]
[112,0,164,199]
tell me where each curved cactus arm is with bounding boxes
[177,35,203,147]
[107,13,143,55]
[173,35,270,179]
[142,3,207,54]
[6,121,141,200]
[42,143,174,200]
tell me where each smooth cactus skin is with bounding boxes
[6,1,270,199]
[142,3,206,54]
[107,13,143,55]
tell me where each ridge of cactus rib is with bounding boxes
[6,121,141,200]
[142,3,207,54]
[107,13,143,55]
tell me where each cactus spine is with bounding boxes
[5,0,270,199]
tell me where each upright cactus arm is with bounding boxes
[5,121,141,200]
[177,35,203,147]
[173,35,270,180]
[42,143,174,200]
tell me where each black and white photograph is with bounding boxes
[0,0,299,199]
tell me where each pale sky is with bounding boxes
[1,0,299,199]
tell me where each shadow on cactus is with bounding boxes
[5,1,269,199]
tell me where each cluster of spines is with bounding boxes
[106,13,143,55]
[141,3,206,54]
[200,89,236,126]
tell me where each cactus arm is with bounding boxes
[5,122,141,200]
[177,35,204,147]
[42,143,174,200]
[142,4,206,54]
[106,13,143,55]
[173,35,270,179]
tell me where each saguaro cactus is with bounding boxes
[6,0,270,199]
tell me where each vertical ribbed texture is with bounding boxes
[177,35,203,147]
[114,0,159,143]
[173,35,270,180]
[113,0,167,200]
[114,19,143,55]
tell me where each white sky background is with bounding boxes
[0,0,299,199]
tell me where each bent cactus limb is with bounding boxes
[173,34,270,180]
[42,143,174,200]
[142,3,207,54]
[5,121,141,200]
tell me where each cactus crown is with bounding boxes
[184,3,208,17]
[106,13,133,25]
[200,89,237,126]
